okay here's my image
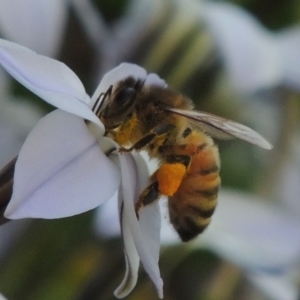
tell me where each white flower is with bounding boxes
[96,187,300,300]
[0,39,163,298]
[199,1,300,93]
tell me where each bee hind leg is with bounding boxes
[135,181,160,217]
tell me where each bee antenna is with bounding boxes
[93,85,113,117]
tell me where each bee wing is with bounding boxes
[167,108,272,149]
[0,157,16,224]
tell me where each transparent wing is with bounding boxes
[167,108,272,149]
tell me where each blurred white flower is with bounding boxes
[0,0,67,57]
[199,1,300,94]
[162,188,300,300]
[96,188,300,300]
[0,293,7,300]
[98,0,300,95]
[0,39,164,298]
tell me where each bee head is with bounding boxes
[95,76,144,130]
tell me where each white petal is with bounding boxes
[0,0,67,57]
[118,153,163,298]
[200,2,281,93]
[91,63,147,107]
[132,152,162,269]
[145,73,167,88]
[138,202,161,266]
[5,109,120,219]
[94,151,161,239]
[200,189,300,270]
[115,192,140,299]
[0,38,102,126]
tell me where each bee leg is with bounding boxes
[156,154,192,196]
[119,124,175,152]
[119,133,156,152]
[165,154,191,168]
[135,181,160,217]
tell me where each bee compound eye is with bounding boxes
[114,87,136,106]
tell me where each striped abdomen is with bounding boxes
[168,132,220,242]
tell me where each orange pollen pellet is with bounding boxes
[157,163,186,196]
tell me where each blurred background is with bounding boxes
[0,0,300,299]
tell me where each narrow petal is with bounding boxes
[5,109,120,219]
[96,151,163,297]
[118,153,163,298]
[94,153,162,242]
[132,152,161,272]
[0,38,102,126]
[115,193,140,298]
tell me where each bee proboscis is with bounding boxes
[95,76,272,241]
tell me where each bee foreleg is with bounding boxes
[119,133,156,152]
[135,181,160,217]
[119,123,175,152]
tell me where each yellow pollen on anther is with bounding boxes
[157,163,186,196]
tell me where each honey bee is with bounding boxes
[94,76,272,242]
